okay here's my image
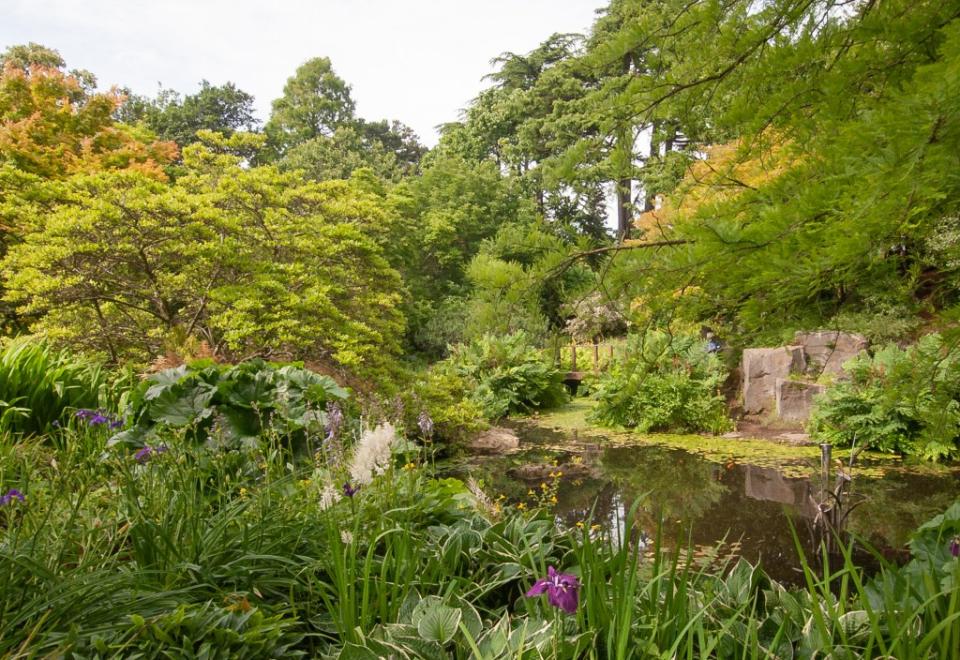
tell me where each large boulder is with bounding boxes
[742,346,806,414]
[794,331,868,377]
[469,426,520,453]
[775,379,826,422]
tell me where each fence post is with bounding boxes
[570,343,577,372]
[592,341,599,373]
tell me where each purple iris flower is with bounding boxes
[75,409,119,427]
[134,444,167,463]
[951,537,960,558]
[0,488,25,506]
[526,566,580,613]
[342,482,358,497]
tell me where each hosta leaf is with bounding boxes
[416,603,461,645]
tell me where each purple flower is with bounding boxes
[75,409,118,426]
[325,403,344,441]
[0,488,25,506]
[950,536,960,558]
[526,566,580,614]
[134,444,167,463]
[342,482,358,497]
[417,410,434,440]
[109,419,124,430]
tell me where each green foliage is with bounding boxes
[446,332,567,419]
[590,331,731,433]
[809,334,960,460]
[114,359,348,450]
[0,336,109,435]
[120,80,258,150]
[264,56,356,157]
[2,133,405,378]
[3,359,960,657]
[403,367,487,445]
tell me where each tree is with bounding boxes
[121,80,258,149]
[2,132,405,379]
[264,57,355,157]
[0,50,177,180]
[591,0,960,344]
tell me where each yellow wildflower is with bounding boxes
[517,502,527,511]
[239,487,248,499]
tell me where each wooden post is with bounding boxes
[570,343,577,372]
[592,341,600,373]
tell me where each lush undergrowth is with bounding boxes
[810,333,960,461]
[1,359,959,658]
[589,331,732,434]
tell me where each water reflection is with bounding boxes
[462,422,960,584]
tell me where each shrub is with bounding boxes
[0,337,110,436]
[113,359,349,450]
[403,368,488,445]
[809,333,960,460]
[447,331,567,419]
[589,330,731,433]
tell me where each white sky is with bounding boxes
[1,0,604,146]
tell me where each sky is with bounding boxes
[2,0,605,146]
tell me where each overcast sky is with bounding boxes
[2,0,604,146]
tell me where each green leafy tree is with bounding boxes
[264,57,355,157]
[120,80,258,149]
[2,132,404,379]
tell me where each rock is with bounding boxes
[775,379,826,423]
[794,331,868,377]
[721,431,744,439]
[775,432,814,446]
[741,346,806,414]
[469,426,520,453]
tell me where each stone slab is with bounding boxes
[794,331,869,377]
[742,346,806,414]
[775,379,826,422]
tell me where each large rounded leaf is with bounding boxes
[416,603,461,645]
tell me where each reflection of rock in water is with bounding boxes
[743,465,819,519]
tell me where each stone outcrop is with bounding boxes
[775,379,826,422]
[740,331,869,424]
[794,331,868,377]
[741,346,806,414]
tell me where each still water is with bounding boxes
[461,418,960,584]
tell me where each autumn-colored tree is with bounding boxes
[0,54,177,180]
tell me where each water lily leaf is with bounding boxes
[416,603,461,645]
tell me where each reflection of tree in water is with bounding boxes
[846,470,960,549]
[600,446,728,527]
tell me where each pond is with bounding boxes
[456,403,960,584]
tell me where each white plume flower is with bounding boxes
[348,422,396,486]
[319,483,341,511]
[340,529,354,545]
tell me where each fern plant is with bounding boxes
[446,331,567,419]
[589,330,731,433]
